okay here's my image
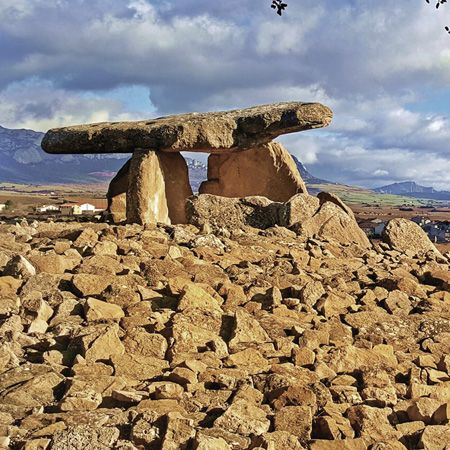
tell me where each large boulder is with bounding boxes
[186,192,371,252]
[186,194,281,230]
[382,218,442,257]
[42,102,332,154]
[199,142,307,201]
[126,150,192,225]
[293,193,371,251]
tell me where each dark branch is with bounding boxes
[271,0,288,16]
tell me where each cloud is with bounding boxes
[0,80,146,131]
[0,0,449,188]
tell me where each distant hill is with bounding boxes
[375,181,450,201]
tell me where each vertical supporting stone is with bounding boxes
[106,159,130,223]
[157,152,193,225]
[199,142,307,202]
[127,150,170,225]
[125,150,193,225]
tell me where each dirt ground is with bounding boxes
[352,204,450,222]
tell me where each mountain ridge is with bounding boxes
[375,181,450,201]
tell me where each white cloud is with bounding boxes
[0,80,145,131]
[373,169,389,177]
[0,0,449,189]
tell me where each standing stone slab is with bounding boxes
[106,159,130,223]
[41,102,332,154]
[127,151,168,225]
[199,142,307,202]
[158,152,193,224]
[126,151,192,225]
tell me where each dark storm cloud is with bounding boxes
[0,0,449,187]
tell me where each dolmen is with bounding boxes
[41,102,332,225]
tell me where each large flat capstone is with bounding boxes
[41,102,332,154]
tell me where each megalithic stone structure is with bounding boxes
[41,102,332,225]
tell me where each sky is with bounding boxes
[1,0,450,189]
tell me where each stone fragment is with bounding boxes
[123,328,168,359]
[112,353,168,380]
[80,324,125,362]
[214,399,270,436]
[0,369,64,408]
[187,194,280,231]
[161,412,195,450]
[42,102,333,154]
[346,405,399,441]
[84,298,125,322]
[154,383,184,400]
[199,142,306,201]
[73,228,99,248]
[324,344,398,373]
[273,406,312,442]
[279,193,320,228]
[228,309,270,353]
[419,425,450,450]
[28,318,49,334]
[194,433,231,450]
[310,439,367,450]
[126,150,169,225]
[112,389,146,403]
[296,199,371,251]
[177,283,223,312]
[60,390,102,411]
[252,431,304,450]
[4,254,36,278]
[292,347,316,366]
[433,403,450,424]
[28,253,70,274]
[407,398,442,424]
[51,425,120,450]
[71,273,112,297]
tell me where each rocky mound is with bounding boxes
[0,205,449,449]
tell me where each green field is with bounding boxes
[308,183,443,206]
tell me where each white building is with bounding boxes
[36,204,60,214]
[0,204,6,212]
[79,203,96,214]
[60,203,102,216]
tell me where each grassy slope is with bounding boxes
[308,183,440,206]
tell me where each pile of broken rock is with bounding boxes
[0,191,449,450]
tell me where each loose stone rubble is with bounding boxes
[41,102,332,225]
[0,199,449,449]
